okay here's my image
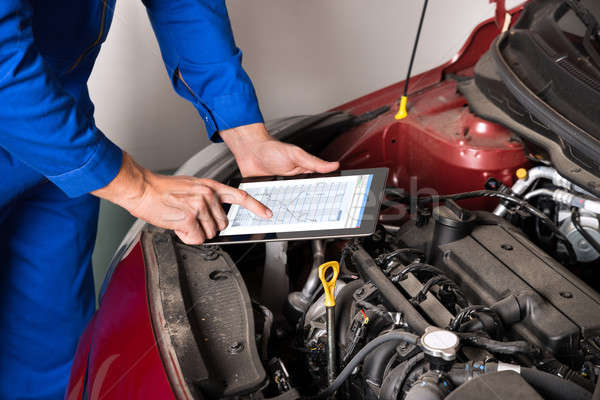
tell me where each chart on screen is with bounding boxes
[220,174,373,236]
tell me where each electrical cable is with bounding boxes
[390,262,445,281]
[376,248,425,266]
[457,333,539,356]
[415,275,458,303]
[341,310,370,364]
[389,261,468,309]
[450,305,500,331]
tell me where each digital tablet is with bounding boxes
[205,168,388,245]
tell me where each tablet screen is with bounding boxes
[206,168,387,245]
[220,174,373,236]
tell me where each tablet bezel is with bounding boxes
[205,167,388,245]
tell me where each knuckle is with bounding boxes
[203,214,215,226]
[220,192,234,203]
[197,186,213,196]
[193,199,207,212]
[183,214,198,227]
[218,214,228,224]
[238,190,250,202]
[196,178,215,187]
[291,146,304,157]
[197,211,211,224]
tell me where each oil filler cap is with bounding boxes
[420,327,460,361]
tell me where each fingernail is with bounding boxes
[266,209,273,218]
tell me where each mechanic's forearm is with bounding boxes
[91,152,147,209]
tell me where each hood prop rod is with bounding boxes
[395,0,429,120]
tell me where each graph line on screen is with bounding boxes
[231,180,348,227]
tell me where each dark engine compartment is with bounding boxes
[145,199,600,400]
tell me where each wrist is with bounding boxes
[220,122,272,160]
[91,152,149,209]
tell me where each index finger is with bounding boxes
[206,181,272,219]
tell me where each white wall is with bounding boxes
[89,0,523,171]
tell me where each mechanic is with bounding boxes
[0,1,338,398]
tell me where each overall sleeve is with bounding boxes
[0,0,122,197]
[143,0,264,141]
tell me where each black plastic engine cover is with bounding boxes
[446,371,543,400]
[398,213,600,359]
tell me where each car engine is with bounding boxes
[144,160,600,400]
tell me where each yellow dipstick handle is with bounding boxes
[318,261,340,307]
[394,96,408,120]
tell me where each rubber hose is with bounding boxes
[379,353,425,400]
[362,341,399,388]
[521,367,592,400]
[312,331,419,399]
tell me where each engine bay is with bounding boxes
[144,161,600,399]
[137,1,600,398]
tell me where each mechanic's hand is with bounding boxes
[221,123,339,177]
[92,152,272,245]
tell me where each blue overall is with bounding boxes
[0,1,263,398]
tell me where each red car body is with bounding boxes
[66,3,528,399]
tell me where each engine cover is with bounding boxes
[397,211,600,359]
[446,371,543,400]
